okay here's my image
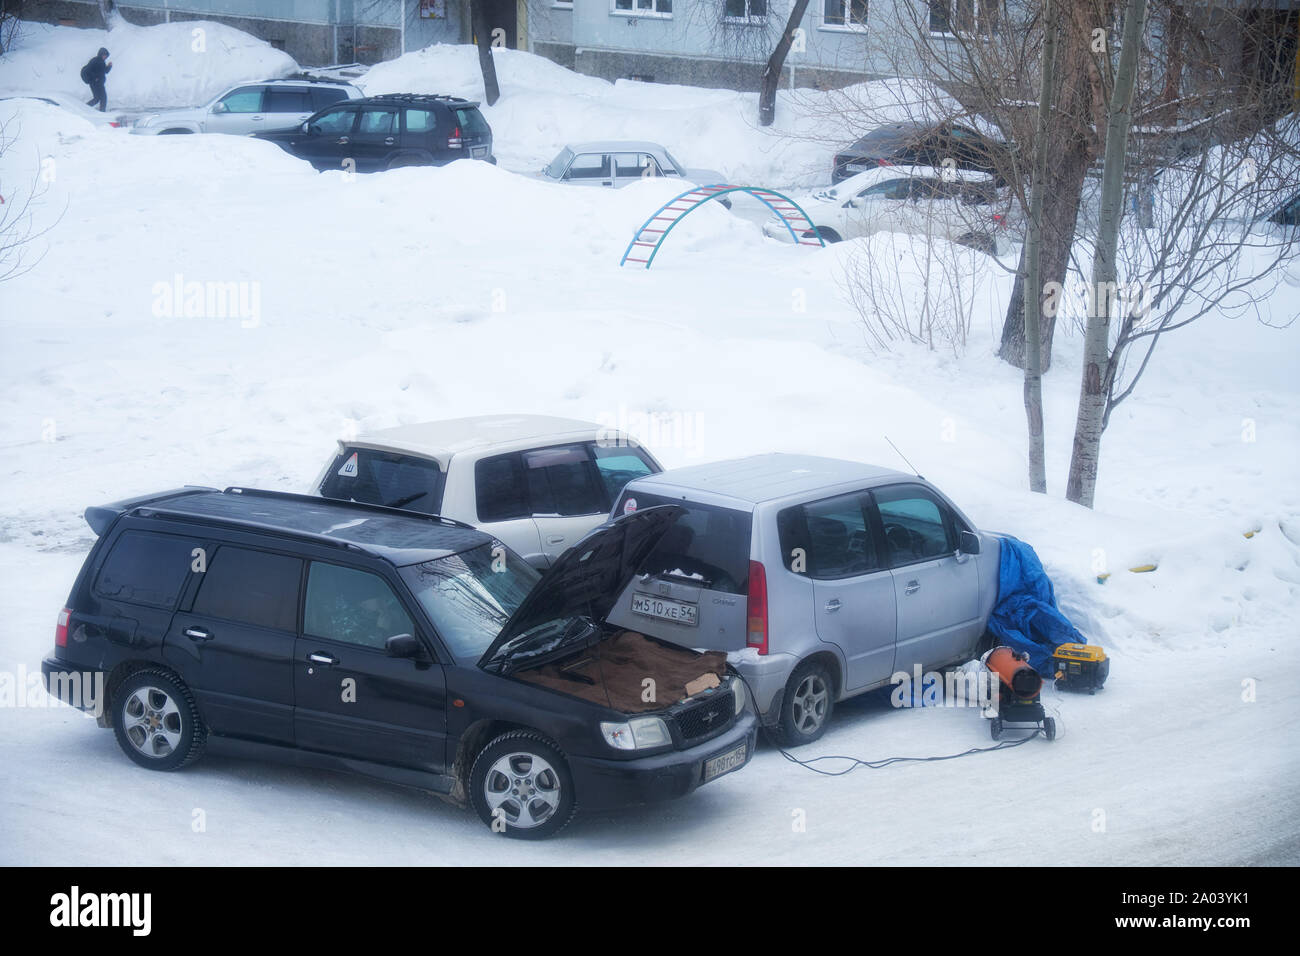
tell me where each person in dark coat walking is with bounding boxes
[81,47,112,112]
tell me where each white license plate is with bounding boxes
[846,163,868,173]
[703,743,747,782]
[631,592,698,626]
[471,146,487,158]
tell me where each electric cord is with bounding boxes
[734,671,1047,777]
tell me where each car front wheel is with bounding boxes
[469,731,577,839]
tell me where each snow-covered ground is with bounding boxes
[1,24,1298,865]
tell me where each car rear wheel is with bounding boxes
[111,669,206,771]
[769,659,835,747]
[469,731,576,839]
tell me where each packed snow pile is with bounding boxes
[359,44,953,186]
[0,19,298,109]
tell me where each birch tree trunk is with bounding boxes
[471,0,501,106]
[1066,0,1148,507]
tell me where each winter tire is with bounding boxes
[469,731,577,840]
[112,669,206,771]
[768,659,835,748]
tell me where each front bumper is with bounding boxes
[568,710,757,811]
[762,220,798,242]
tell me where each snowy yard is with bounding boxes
[1,24,1298,865]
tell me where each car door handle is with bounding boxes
[824,598,842,612]
[308,652,338,666]
[337,136,349,145]
[602,180,612,186]
[251,115,264,121]
[384,136,395,145]
[184,626,213,642]
[904,580,921,595]
[546,535,565,545]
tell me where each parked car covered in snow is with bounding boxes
[831,120,1012,184]
[41,487,756,839]
[538,141,730,203]
[763,165,1016,254]
[607,455,1000,746]
[131,77,361,135]
[312,414,662,568]
[0,91,132,128]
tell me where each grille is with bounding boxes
[676,690,734,742]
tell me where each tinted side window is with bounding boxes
[264,87,313,112]
[356,109,397,137]
[475,454,530,522]
[874,485,956,565]
[592,443,656,505]
[219,87,264,113]
[312,87,350,110]
[304,563,413,650]
[95,531,199,609]
[523,444,606,516]
[311,107,355,135]
[404,108,437,133]
[777,493,879,578]
[191,547,301,631]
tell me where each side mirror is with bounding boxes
[301,120,311,133]
[386,633,421,658]
[849,197,867,209]
[212,101,229,115]
[959,530,981,555]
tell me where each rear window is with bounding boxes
[454,107,491,137]
[94,530,200,610]
[478,443,659,521]
[614,490,753,595]
[319,447,445,515]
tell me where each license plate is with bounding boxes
[471,146,487,158]
[703,743,747,782]
[631,591,698,626]
[846,163,868,173]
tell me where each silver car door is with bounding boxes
[872,483,980,674]
[789,491,898,691]
[204,85,268,134]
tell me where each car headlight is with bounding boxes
[600,716,670,751]
[733,677,746,715]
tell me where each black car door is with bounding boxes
[349,107,401,172]
[295,105,359,171]
[293,559,449,771]
[163,543,301,744]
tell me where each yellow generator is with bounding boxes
[1052,643,1109,695]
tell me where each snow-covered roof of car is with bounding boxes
[347,414,623,461]
[564,141,674,155]
[824,164,997,196]
[626,453,911,506]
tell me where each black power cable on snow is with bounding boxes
[734,672,1045,778]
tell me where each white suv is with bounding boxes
[132,78,362,136]
[311,415,663,568]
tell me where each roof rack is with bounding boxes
[362,93,476,106]
[260,74,358,86]
[219,487,479,531]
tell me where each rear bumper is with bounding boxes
[568,711,757,811]
[732,651,797,725]
[41,656,107,719]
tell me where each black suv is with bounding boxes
[42,488,754,839]
[256,94,495,173]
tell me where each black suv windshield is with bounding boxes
[400,543,540,658]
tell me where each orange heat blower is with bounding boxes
[981,645,1056,741]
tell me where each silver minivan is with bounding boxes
[605,454,1000,746]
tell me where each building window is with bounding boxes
[613,0,673,16]
[823,0,867,30]
[929,0,999,37]
[724,0,767,21]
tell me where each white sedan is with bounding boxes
[764,164,1016,254]
[538,140,729,202]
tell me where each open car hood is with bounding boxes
[478,504,684,673]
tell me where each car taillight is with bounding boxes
[448,126,463,148]
[55,608,70,647]
[993,213,1005,227]
[878,158,894,167]
[746,561,768,655]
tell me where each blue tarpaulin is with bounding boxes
[987,535,1087,673]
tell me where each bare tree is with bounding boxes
[759,0,812,126]
[469,0,501,105]
[0,116,58,284]
[1,2,23,56]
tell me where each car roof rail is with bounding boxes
[219,486,480,531]
[362,93,477,107]
[261,74,356,86]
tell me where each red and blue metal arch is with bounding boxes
[620,185,825,268]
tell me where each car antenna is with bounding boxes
[884,435,923,480]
